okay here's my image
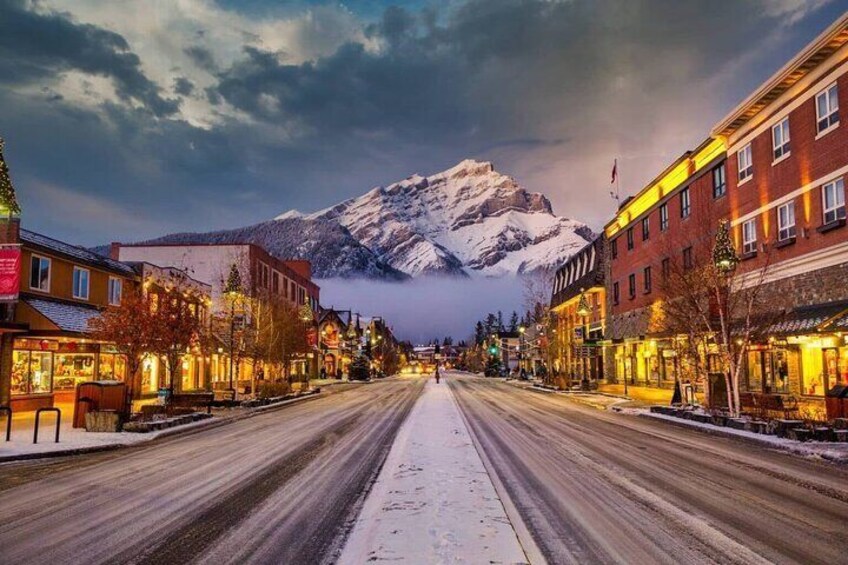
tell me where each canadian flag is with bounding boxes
[610,159,618,184]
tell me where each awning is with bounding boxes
[22,296,102,334]
[765,300,848,337]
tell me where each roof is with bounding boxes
[766,300,848,336]
[551,237,605,309]
[22,295,103,334]
[21,230,135,276]
[712,12,848,138]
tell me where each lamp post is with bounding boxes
[518,326,526,377]
[224,264,242,399]
[576,288,592,391]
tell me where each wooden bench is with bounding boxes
[169,392,214,414]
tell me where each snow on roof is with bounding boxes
[21,229,135,276]
[23,296,102,334]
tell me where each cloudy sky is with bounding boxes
[3,0,844,340]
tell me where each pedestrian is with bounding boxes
[435,367,440,384]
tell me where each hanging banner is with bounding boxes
[0,244,21,302]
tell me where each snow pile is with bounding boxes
[339,376,528,563]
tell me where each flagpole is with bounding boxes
[616,157,621,203]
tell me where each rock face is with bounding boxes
[136,159,593,280]
[289,159,594,277]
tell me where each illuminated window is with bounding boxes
[822,178,846,225]
[659,203,669,231]
[72,267,90,300]
[742,219,757,254]
[777,201,796,241]
[680,187,690,218]
[772,117,790,160]
[712,164,726,198]
[815,83,839,134]
[737,143,753,182]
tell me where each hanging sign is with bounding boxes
[0,244,21,302]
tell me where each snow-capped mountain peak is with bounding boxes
[277,159,594,278]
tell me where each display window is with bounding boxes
[53,353,96,391]
[11,350,53,395]
[98,353,128,381]
[823,348,848,389]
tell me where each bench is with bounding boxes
[168,393,214,414]
[739,392,800,420]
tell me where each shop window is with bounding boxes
[72,267,90,300]
[659,203,669,231]
[11,350,53,395]
[777,201,796,241]
[680,187,691,218]
[30,255,50,292]
[823,348,848,390]
[771,117,790,161]
[822,178,846,225]
[53,353,96,392]
[745,349,791,394]
[108,277,122,306]
[737,143,753,182]
[712,163,726,198]
[815,83,839,134]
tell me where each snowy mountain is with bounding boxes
[136,159,592,280]
[279,159,594,278]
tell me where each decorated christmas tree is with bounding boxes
[0,138,21,217]
[712,219,738,273]
[349,353,371,381]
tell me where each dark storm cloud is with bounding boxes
[173,77,195,96]
[0,0,178,116]
[184,45,218,73]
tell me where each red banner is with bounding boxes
[0,245,21,302]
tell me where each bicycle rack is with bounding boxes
[0,405,10,441]
[34,407,61,444]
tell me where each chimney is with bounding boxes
[0,217,20,245]
[109,242,121,260]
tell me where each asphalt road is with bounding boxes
[0,377,424,565]
[449,374,848,565]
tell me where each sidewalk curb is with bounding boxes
[636,412,848,464]
[451,381,547,565]
[0,389,331,464]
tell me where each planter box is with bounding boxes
[746,421,768,434]
[834,430,848,442]
[711,415,728,427]
[812,427,834,442]
[85,410,121,433]
[774,419,805,438]
[726,418,747,430]
[691,413,712,424]
[789,428,812,442]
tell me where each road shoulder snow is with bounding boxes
[339,377,529,564]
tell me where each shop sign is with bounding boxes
[15,338,59,351]
[0,244,21,302]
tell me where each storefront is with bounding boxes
[11,337,129,409]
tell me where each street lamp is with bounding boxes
[224,263,242,399]
[518,326,526,376]
[576,288,592,390]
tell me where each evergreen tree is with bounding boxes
[474,321,485,345]
[508,311,519,332]
[0,139,21,216]
[497,310,504,332]
[484,313,498,336]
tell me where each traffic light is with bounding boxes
[488,345,498,355]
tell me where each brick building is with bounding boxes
[550,237,606,388]
[602,13,848,411]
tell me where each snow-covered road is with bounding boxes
[340,377,528,564]
[449,373,848,565]
[0,377,424,565]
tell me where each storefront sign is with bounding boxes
[0,244,21,302]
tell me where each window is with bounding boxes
[72,267,90,300]
[742,219,757,255]
[626,227,634,250]
[659,203,669,231]
[712,164,726,198]
[272,270,280,294]
[29,255,50,291]
[772,117,790,160]
[822,178,846,225]
[259,262,270,289]
[680,187,690,218]
[628,273,636,299]
[108,277,122,305]
[661,257,670,279]
[610,238,618,259]
[815,83,839,134]
[777,201,796,241]
[737,143,753,182]
[682,246,693,270]
[643,266,652,294]
[641,217,650,241]
[613,282,620,305]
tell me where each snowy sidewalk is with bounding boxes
[340,377,528,564]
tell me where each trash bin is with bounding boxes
[825,384,848,421]
[73,381,129,428]
[157,388,170,405]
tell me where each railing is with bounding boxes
[0,405,10,441]
[34,407,61,444]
